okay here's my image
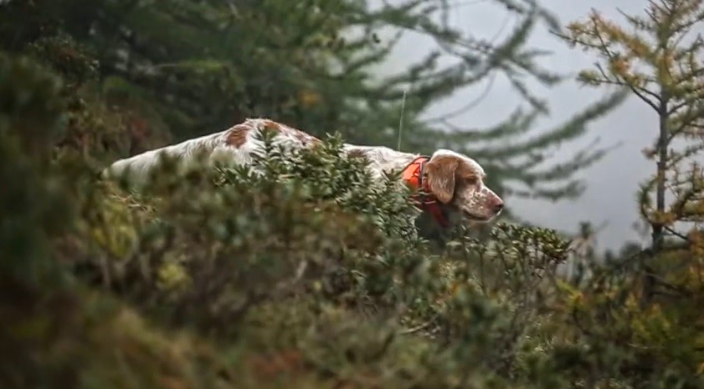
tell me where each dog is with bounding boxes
[104,118,504,228]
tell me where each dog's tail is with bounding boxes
[102,133,225,188]
[101,147,171,188]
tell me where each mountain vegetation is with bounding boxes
[1,0,703,388]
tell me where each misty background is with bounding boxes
[0,0,660,252]
[377,0,657,252]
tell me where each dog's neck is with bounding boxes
[344,145,420,173]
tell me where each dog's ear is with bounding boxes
[425,155,459,204]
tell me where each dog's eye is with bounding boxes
[464,176,477,185]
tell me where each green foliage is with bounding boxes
[0,0,626,212]
[0,52,69,282]
[73,134,431,336]
[561,1,704,366]
[3,1,704,389]
[215,130,421,239]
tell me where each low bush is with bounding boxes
[3,50,704,389]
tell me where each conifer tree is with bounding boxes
[561,0,704,303]
[0,0,626,209]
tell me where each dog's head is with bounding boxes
[424,149,503,223]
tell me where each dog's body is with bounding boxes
[105,118,504,227]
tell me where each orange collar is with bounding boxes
[401,156,450,228]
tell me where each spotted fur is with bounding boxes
[104,118,503,225]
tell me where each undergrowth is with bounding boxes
[3,50,704,389]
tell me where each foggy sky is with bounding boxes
[378,0,661,252]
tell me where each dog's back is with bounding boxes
[104,118,319,187]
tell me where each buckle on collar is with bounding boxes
[403,156,450,228]
[416,157,436,205]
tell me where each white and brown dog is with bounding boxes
[104,118,504,228]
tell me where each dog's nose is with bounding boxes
[493,201,504,213]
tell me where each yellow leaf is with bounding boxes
[298,89,321,108]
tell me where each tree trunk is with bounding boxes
[644,94,669,305]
